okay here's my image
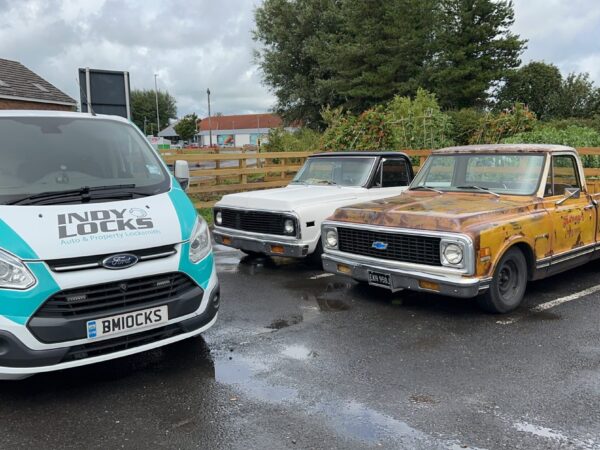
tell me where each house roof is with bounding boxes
[0,58,77,106]
[197,113,282,131]
[158,121,180,137]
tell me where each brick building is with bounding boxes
[196,113,298,147]
[0,58,77,111]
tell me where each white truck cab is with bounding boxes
[213,152,414,260]
[0,111,218,379]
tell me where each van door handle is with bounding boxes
[584,204,595,211]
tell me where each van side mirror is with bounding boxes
[556,187,580,205]
[174,160,190,191]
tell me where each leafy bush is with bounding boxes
[321,105,395,151]
[448,108,484,145]
[263,127,322,152]
[545,116,600,134]
[502,125,600,167]
[470,103,537,144]
[386,89,454,150]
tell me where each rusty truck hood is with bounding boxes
[330,191,540,233]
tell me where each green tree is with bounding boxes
[254,0,525,124]
[316,0,437,114]
[495,62,563,119]
[425,0,526,109]
[553,73,597,119]
[130,89,177,135]
[254,0,341,128]
[174,113,199,141]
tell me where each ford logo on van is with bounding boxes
[102,254,139,270]
[372,241,388,250]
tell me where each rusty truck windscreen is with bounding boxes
[411,153,546,196]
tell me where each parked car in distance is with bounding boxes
[213,152,414,262]
[322,144,600,313]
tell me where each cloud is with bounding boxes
[0,1,598,119]
[513,0,600,82]
[0,0,274,117]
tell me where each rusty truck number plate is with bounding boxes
[368,271,391,289]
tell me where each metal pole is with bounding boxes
[154,74,160,136]
[207,88,212,147]
[85,68,92,114]
[124,71,131,120]
[144,117,147,135]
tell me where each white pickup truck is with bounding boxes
[212,152,414,261]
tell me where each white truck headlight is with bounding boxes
[0,250,36,290]
[189,217,211,263]
[215,210,222,225]
[441,242,464,266]
[284,218,295,235]
[325,229,338,249]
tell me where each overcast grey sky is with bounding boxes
[0,0,598,119]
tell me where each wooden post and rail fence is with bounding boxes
[160,147,600,209]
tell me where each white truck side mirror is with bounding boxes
[174,160,190,191]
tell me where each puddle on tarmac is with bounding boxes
[267,314,303,330]
[281,344,316,360]
[212,354,444,448]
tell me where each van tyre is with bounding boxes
[477,247,527,314]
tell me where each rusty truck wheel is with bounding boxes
[478,247,527,313]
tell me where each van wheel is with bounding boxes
[477,247,527,314]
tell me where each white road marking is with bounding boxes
[530,284,600,313]
[309,273,334,280]
[497,284,600,325]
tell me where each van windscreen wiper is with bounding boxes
[7,184,143,205]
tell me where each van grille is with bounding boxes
[35,273,197,318]
[337,227,441,266]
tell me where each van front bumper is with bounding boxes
[0,281,220,379]
[213,229,309,258]
[322,253,491,299]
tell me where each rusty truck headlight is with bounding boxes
[441,240,465,268]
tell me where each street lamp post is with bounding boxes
[154,74,160,136]
[207,88,212,147]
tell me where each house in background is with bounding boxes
[0,58,77,111]
[158,121,180,142]
[196,113,297,147]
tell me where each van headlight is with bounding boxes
[0,250,36,290]
[189,217,211,263]
[441,241,464,267]
[215,210,222,225]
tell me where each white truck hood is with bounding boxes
[217,184,366,211]
[0,193,183,260]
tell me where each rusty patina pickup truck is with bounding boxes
[321,144,599,313]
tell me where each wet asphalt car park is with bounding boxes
[0,243,599,449]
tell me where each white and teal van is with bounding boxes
[0,111,218,379]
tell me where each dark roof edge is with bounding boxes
[0,93,77,106]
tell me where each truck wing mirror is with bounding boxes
[174,160,190,191]
[556,187,580,205]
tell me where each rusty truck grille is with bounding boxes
[337,227,442,266]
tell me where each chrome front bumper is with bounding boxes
[213,229,309,258]
[322,252,491,299]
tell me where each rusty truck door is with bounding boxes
[542,154,596,269]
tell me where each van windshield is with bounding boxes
[0,116,170,205]
[291,157,376,187]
